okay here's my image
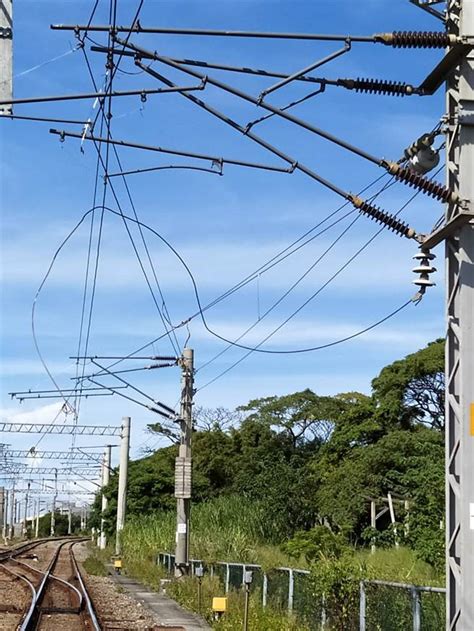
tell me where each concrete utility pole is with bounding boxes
[50,469,57,536]
[0,487,4,532]
[100,445,111,549]
[35,500,39,538]
[23,482,30,537]
[2,490,8,539]
[444,1,474,628]
[8,484,14,539]
[175,348,194,578]
[0,0,13,116]
[115,416,130,556]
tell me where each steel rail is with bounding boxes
[21,539,89,629]
[70,542,101,630]
[9,556,84,610]
[0,564,36,627]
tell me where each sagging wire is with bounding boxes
[195,165,445,389]
[196,174,397,374]
[79,41,182,356]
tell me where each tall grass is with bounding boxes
[122,495,298,569]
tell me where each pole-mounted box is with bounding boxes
[174,456,192,498]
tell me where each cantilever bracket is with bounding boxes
[418,44,474,95]
[422,211,474,250]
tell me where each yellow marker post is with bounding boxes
[212,597,227,621]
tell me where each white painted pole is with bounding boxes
[100,445,111,549]
[115,416,130,556]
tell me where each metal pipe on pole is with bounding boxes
[115,417,130,556]
[100,445,111,549]
[175,348,194,578]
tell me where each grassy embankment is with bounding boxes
[111,495,442,629]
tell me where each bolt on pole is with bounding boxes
[175,348,194,578]
[100,445,111,549]
[115,416,131,556]
[445,1,474,628]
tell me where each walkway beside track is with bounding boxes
[108,568,210,630]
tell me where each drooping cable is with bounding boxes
[80,35,181,356]
[197,176,396,373]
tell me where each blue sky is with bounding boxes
[0,1,446,491]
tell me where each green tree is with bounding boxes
[372,339,444,430]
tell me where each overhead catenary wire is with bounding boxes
[79,35,189,356]
[197,175,397,373]
[194,165,444,389]
[26,12,444,422]
[53,24,460,48]
[125,42,455,204]
[79,171,393,378]
[71,1,184,427]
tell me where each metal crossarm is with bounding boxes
[2,449,103,462]
[0,422,121,435]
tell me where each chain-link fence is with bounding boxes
[157,552,445,630]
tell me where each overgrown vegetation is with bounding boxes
[93,340,445,626]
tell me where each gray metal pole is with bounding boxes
[2,489,7,539]
[0,487,4,533]
[50,469,57,536]
[360,581,366,631]
[115,416,130,556]
[8,485,15,539]
[67,503,72,535]
[23,482,30,537]
[100,445,111,549]
[174,348,194,578]
[0,0,13,116]
[35,500,39,538]
[445,1,474,628]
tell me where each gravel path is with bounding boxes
[76,544,165,630]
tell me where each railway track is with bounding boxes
[0,538,100,631]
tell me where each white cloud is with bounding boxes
[1,210,437,294]
[0,401,65,425]
[0,359,75,377]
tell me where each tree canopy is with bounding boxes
[96,339,445,569]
